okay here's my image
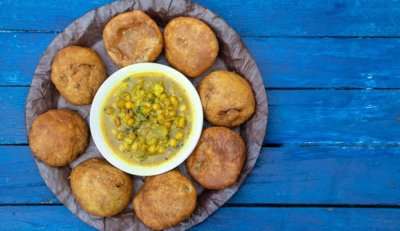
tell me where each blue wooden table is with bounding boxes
[2,0,400,230]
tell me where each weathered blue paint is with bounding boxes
[2,146,400,206]
[1,0,400,36]
[3,34,400,88]
[1,206,400,231]
[4,87,400,145]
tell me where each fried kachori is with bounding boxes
[133,170,197,230]
[29,109,88,167]
[70,158,133,217]
[51,45,106,105]
[198,70,255,127]
[164,17,219,78]
[103,10,163,67]
[187,127,246,190]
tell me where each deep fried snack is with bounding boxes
[103,10,163,67]
[133,170,197,230]
[187,127,246,190]
[198,70,255,127]
[70,158,133,217]
[29,109,88,167]
[164,17,219,78]
[51,46,106,105]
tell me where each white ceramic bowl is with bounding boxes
[90,63,203,176]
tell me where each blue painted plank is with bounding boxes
[231,145,400,204]
[0,87,27,144]
[197,0,400,37]
[0,146,56,204]
[4,87,400,145]
[0,206,94,231]
[250,37,400,88]
[194,207,400,231]
[1,206,400,231]
[265,89,400,145]
[3,145,400,205]
[2,32,400,88]
[0,32,55,86]
[1,0,400,36]
[0,0,111,32]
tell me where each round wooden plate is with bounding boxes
[25,0,268,230]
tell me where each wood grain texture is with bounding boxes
[4,87,400,145]
[1,206,400,231]
[0,146,56,204]
[266,89,400,145]
[3,145,400,205]
[3,34,400,88]
[0,206,94,231]
[194,207,400,231]
[0,87,27,144]
[250,37,400,88]
[232,145,400,204]
[0,32,54,86]
[2,0,400,36]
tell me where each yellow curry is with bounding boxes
[101,72,192,166]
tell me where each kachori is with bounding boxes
[198,70,255,127]
[187,126,246,189]
[103,10,163,67]
[164,17,219,78]
[70,158,133,217]
[51,45,106,105]
[133,170,196,230]
[29,109,88,167]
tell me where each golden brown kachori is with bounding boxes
[103,10,163,67]
[187,127,246,190]
[133,170,197,230]
[51,46,106,105]
[164,17,219,78]
[29,109,89,167]
[198,70,255,127]
[70,158,133,217]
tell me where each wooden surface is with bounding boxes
[1,0,400,230]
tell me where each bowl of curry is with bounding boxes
[90,63,203,176]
